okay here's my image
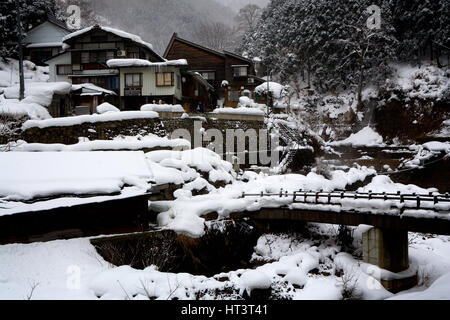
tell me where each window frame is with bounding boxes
[56,64,72,75]
[233,66,248,78]
[125,73,143,88]
[156,72,174,87]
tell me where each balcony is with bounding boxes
[124,87,142,96]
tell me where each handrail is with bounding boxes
[241,189,450,209]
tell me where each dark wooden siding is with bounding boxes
[166,40,225,92]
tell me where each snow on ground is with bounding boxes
[329,126,384,147]
[22,111,159,130]
[153,165,376,238]
[0,59,70,120]
[146,148,235,188]
[1,227,448,300]
[0,58,48,88]
[0,151,153,202]
[390,63,449,101]
[400,141,450,169]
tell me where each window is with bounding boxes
[176,75,181,90]
[199,72,215,80]
[125,73,142,87]
[108,76,119,90]
[233,66,248,77]
[156,72,174,87]
[81,52,89,64]
[97,52,107,63]
[127,47,140,59]
[57,65,72,75]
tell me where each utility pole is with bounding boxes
[15,0,25,101]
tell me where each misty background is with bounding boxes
[63,0,270,55]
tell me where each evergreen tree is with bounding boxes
[0,0,61,59]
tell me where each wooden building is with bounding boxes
[164,33,265,108]
[23,15,73,66]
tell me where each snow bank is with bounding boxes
[155,166,376,237]
[145,148,234,188]
[22,111,159,130]
[0,151,153,201]
[0,238,108,299]
[96,102,120,114]
[10,134,190,153]
[0,97,51,120]
[107,59,187,68]
[3,82,71,107]
[140,104,184,113]
[239,270,272,296]
[0,58,48,88]
[391,64,449,100]
[329,126,384,147]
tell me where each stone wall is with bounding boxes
[21,118,166,144]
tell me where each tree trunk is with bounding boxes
[357,53,364,111]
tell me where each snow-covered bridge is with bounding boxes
[233,190,450,290]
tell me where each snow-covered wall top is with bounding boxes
[141,104,185,113]
[212,107,265,116]
[22,111,159,130]
[107,59,188,68]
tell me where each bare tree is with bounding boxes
[235,4,262,34]
[193,22,238,52]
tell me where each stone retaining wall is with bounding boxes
[21,118,166,144]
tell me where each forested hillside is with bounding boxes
[243,0,449,101]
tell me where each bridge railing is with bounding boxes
[241,190,450,210]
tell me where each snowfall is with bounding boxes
[0,59,450,300]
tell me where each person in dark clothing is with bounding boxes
[197,101,204,113]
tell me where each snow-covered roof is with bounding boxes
[26,42,63,49]
[0,151,153,201]
[106,58,188,68]
[71,83,117,96]
[62,25,162,59]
